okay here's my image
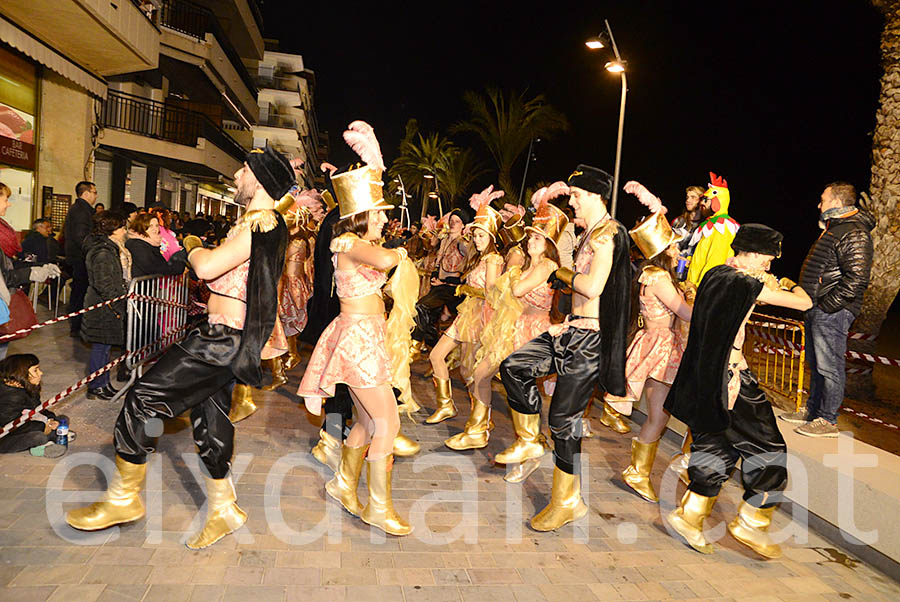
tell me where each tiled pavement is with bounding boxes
[2,319,900,601]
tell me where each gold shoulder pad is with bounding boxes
[242,209,278,233]
[639,265,670,286]
[485,252,504,266]
[330,233,361,253]
[589,221,617,246]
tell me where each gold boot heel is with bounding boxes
[325,444,368,517]
[599,401,631,434]
[393,427,420,457]
[284,335,303,371]
[530,467,589,532]
[311,429,342,472]
[229,384,258,424]
[494,410,547,464]
[186,475,247,550]
[622,438,659,503]
[425,377,457,424]
[262,357,288,391]
[66,455,146,531]
[727,501,782,559]
[361,454,412,536]
[665,490,717,554]
[445,399,491,450]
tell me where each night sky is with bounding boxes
[263,0,884,277]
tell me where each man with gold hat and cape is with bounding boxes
[66,146,293,549]
[497,164,631,532]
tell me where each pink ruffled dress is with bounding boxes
[279,236,313,337]
[609,267,686,413]
[513,281,553,349]
[443,253,503,342]
[297,253,390,411]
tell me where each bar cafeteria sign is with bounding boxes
[0,136,35,170]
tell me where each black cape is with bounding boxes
[301,207,342,345]
[232,211,288,387]
[597,220,631,397]
[664,263,763,432]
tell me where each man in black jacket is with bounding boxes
[782,182,874,438]
[64,181,98,335]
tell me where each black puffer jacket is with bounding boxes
[81,234,127,345]
[799,208,874,317]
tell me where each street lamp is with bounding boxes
[586,19,627,219]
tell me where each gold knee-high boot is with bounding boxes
[284,335,303,371]
[494,410,548,465]
[425,376,457,424]
[444,395,491,450]
[665,489,717,554]
[361,454,412,536]
[324,444,368,517]
[599,401,631,434]
[530,467,589,531]
[582,399,595,438]
[229,384,258,423]
[393,426,420,457]
[186,475,248,549]
[669,430,692,485]
[728,501,782,559]
[622,438,660,503]
[262,357,288,391]
[311,429,342,472]
[66,455,146,530]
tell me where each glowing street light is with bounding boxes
[586,19,627,219]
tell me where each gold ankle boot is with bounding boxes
[311,429,342,472]
[728,501,782,559]
[530,467,589,531]
[622,438,660,503]
[445,398,491,450]
[229,384,258,423]
[669,431,692,486]
[494,410,547,464]
[504,457,542,484]
[410,339,428,362]
[393,427,420,457]
[361,454,412,536]
[599,401,631,434]
[262,357,288,391]
[284,335,303,371]
[425,377,457,424]
[325,444,368,517]
[66,455,146,531]
[665,490,717,554]
[186,475,248,549]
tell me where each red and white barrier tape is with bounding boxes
[845,350,900,367]
[0,292,131,342]
[748,327,805,351]
[841,406,900,430]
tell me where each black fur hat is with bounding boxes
[567,164,614,199]
[731,223,783,258]
[246,146,296,201]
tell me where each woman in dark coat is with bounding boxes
[125,212,186,278]
[0,353,67,457]
[81,211,128,400]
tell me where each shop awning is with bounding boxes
[0,16,107,99]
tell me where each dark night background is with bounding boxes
[263,0,883,278]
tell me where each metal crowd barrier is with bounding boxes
[743,312,806,411]
[113,273,191,401]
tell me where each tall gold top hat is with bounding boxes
[526,203,570,248]
[629,212,680,259]
[471,205,502,241]
[331,163,393,219]
[499,213,527,247]
[331,120,394,219]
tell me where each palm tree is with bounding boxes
[847,0,900,399]
[436,147,488,207]
[452,88,569,199]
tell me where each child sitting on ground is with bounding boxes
[0,354,70,458]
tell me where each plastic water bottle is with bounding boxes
[55,417,69,448]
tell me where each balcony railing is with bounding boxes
[256,74,304,94]
[102,90,247,162]
[158,0,258,96]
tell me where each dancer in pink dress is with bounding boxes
[605,181,693,503]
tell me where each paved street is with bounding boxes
[1,320,899,601]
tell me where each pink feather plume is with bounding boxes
[624,181,667,214]
[342,120,385,171]
[469,185,505,212]
[293,189,326,222]
[530,181,569,210]
[421,215,438,231]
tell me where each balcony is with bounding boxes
[2,0,159,76]
[257,74,305,94]
[101,90,247,178]
[190,0,263,60]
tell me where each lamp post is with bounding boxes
[585,19,627,219]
